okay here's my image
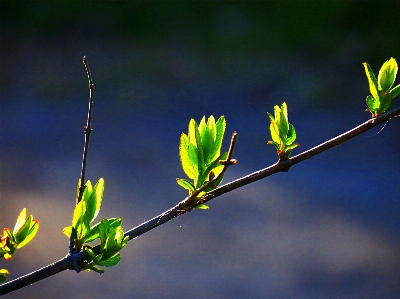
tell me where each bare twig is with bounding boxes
[68,56,95,255]
[78,56,94,204]
[1,104,398,295]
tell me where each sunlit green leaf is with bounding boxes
[85,178,104,225]
[201,116,216,163]
[389,84,400,99]
[63,226,72,238]
[278,102,289,139]
[380,92,392,113]
[14,215,31,244]
[193,120,204,173]
[285,124,297,145]
[363,62,380,100]
[84,218,122,243]
[72,200,89,238]
[196,204,209,210]
[269,122,280,144]
[378,57,397,92]
[17,219,38,249]
[284,143,300,151]
[83,246,98,264]
[366,95,380,113]
[197,152,227,188]
[176,178,196,192]
[98,253,121,267]
[13,208,27,234]
[179,133,198,179]
[83,180,93,203]
[208,116,226,163]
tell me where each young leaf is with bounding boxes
[0,269,10,283]
[196,204,209,210]
[85,178,104,225]
[83,180,93,203]
[208,116,226,164]
[13,208,27,234]
[63,226,73,238]
[176,178,196,192]
[366,95,380,115]
[179,133,198,179]
[14,215,31,245]
[378,57,397,92]
[98,253,121,267]
[201,116,216,164]
[72,200,89,238]
[278,103,289,140]
[197,152,228,188]
[193,120,205,173]
[83,218,122,243]
[363,62,380,100]
[389,84,400,99]
[16,219,38,249]
[285,124,297,145]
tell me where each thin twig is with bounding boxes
[1,105,399,295]
[78,55,94,203]
[68,56,95,255]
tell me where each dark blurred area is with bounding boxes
[1,1,400,298]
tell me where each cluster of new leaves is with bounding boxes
[83,219,128,274]
[267,102,299,160]
[363,57,400,117]
[63,179,128,273]
[177,116,227,209]
[0,208,39,282]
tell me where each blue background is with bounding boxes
[1,1,400,298]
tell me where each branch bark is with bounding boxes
[1,105,399,295]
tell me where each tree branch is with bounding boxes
[1,105,399,295]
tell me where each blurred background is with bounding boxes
[1,1,400,298]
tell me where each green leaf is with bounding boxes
[269,122,280,144]
[83,246,98,264]
[366,95,380,114]
[197,152,228,188]
[378,57,397,92]
[208,116,226,164]
[193,120,205,174]
[196,204,209,210]
[278,102,289,139]
[14,215,31,245]
[284,143,300,151]
[13,208,27,234]
[363,62,380,100]
[201,116,216,164]
[98,253,121,267]
[389,84,400,99]
[0,269,10,283]
[179,133,198,179]
[63,226,72,238]
[285,124,297,145]
[72,200,89,238]
[83,180,93,203]
[83,264,105,274]
[83,218,122,243]
[176,178,196,192]
[17,219,38,249]
[85,178,104,224]
[380,92,392,113]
